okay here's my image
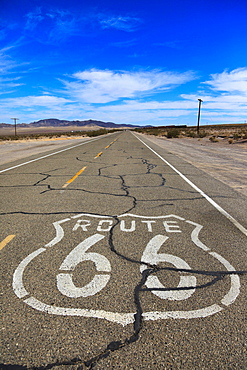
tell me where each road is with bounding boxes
[1,131,246,369]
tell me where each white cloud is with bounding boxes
[24,7,78,43]
[110,39,137,48]
[181,68,247,117]
[90,102,192,124]
[154,40,182,50]
[1,67,246,126]
[182,92,247,103]
[203,68,247,94]
[0,48,15,73]
[0,47,27,94]
[57,67,247,124]
[179,68,247,124]
[25,7,44,31]
[98,15,142,32]
[62,69,196,103]
[0,79,23,95]
[1,95,71,108]
[0,95,75,123]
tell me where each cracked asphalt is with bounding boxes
[1,131,246,369]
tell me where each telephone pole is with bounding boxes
[197,99,203,136]
[11,118,19,136]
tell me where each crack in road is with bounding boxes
[1,148,247,370]
[4,264,244,370]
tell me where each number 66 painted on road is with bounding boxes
[57,234,111,298]
[56,233,196,301]
[12,214,241,325]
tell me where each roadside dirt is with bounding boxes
[1,134,246,197]
[144,135,247,197]
[0,136,90,165]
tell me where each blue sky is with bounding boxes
[1,0,247,126]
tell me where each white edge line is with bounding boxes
[133,133,247,237]
[0,135,111,174]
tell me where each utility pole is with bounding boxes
[11,118,19,136]
[197,99,203,136]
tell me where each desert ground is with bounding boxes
[0,126,100,136]
[0,124,130,136]
[0,136,90,165]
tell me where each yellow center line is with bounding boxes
[104,136,119,150]
[94,152,103,159]
[62,166,87,188]
[0,235,15,250]
[61,135,119,192]
[62,136,120,189]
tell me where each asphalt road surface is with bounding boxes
[1,131,246,369]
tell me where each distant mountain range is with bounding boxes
[0,119,141,129]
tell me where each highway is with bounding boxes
[1,131,246,369]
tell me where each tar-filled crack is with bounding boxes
[119,175,137,213]
[0,168,64,194]
[97,164,118,178]
[33,172,56,187]
[76,157,96,164]
[141,159,157,173]
[12,257,245,370]
[1,266,246,370]
[11,220,245,370]
[2,153,247,370]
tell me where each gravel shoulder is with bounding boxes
[1,134,247,197]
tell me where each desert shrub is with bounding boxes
[134,128,146,134]
[198,131,207,138]
[144,128,164,136]
[167,128,180,138]
[186,131,196,138]
[86,128,120,137]
[228,138,233,144]
[87,129,108,137]
[0,129,116,141]
[0,135,18,141]
[233,133,240,140]
[209,136,219,142]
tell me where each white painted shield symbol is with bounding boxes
[13,213,241,326]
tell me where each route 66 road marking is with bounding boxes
[13,213,240,326]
